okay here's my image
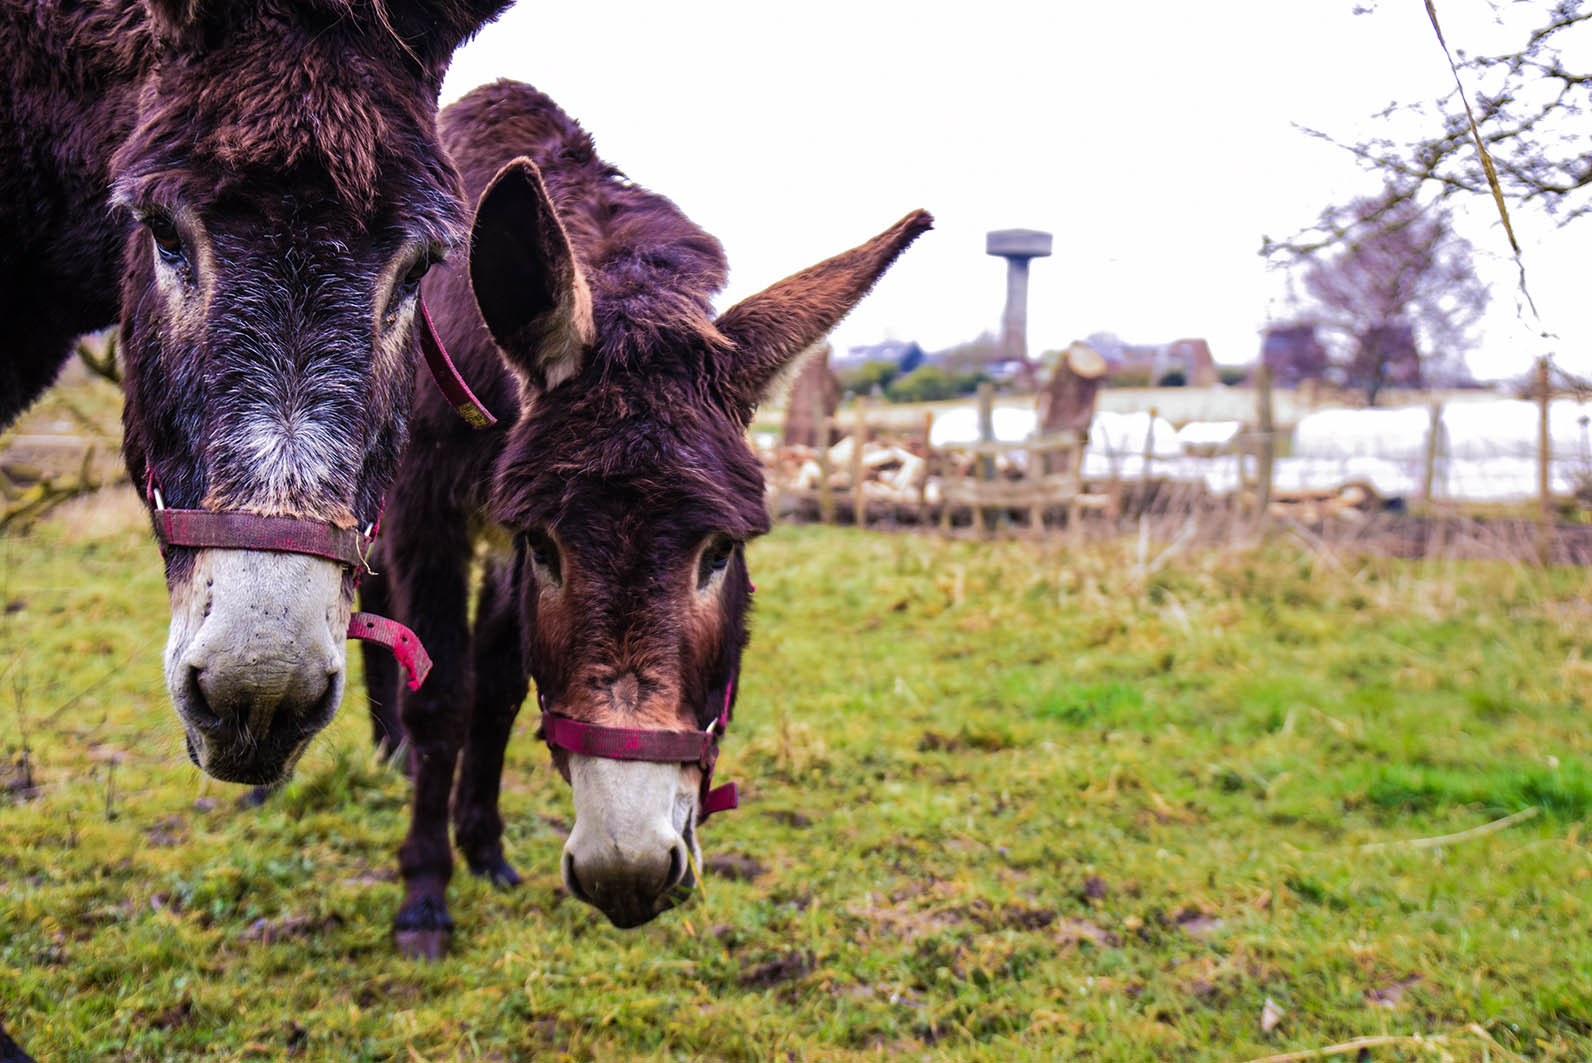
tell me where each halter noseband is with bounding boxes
[143,296,493,693]
[539,677,741,825]
[146,482,434,692]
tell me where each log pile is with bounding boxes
[763,435,933,506]
[756,428,1096,530]
[1267,483,1381,524]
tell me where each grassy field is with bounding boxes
[3,496,1592,1061]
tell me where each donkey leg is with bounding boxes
[454,560,529,888]
[357,566,406,763]
[389,512,473,960]
[0,1019,33,1063]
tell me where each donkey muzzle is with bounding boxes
[165,549,347,784]
[562,756,700,928]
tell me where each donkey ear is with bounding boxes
[382,0,515,75]
[714,210,932,414]
[469,157,595,394]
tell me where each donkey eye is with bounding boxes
[398,254,434,296]
[144,215,185,265]
[522,529,561,583]
[699,538,737,588]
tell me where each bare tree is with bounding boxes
[1291,192,1487,404]
[1265,2,1592,256]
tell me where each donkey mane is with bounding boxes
[117,5,472,213]
[146,0,500,61]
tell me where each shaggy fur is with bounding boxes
[366,80,930,952]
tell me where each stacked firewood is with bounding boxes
[1267,483,1380,524]
[757,435,936,505]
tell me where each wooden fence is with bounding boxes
[767,358,1578,546]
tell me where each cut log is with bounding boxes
[782,343,840,449]
[1038,341,1106,436]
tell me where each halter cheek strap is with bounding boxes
[417,294,496,428]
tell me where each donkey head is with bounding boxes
[473,159,930,927]
[115,0,508,786]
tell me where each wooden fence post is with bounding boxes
[1067,429,1086,546]
[1141,405,1158,517]
[919,410,934,525]
[851,396,868,528]
[1025,436,1043,534]
[1255,362,1275,522]
[976,381,996,536]
[1537,356,1552,565]
[1420,400,1444,503]
[813,384,834,525]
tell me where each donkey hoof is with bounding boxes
[467,854,522,889]
[393,896,454,960]
[394,927,452,961]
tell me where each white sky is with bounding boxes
[442,1,1588,381]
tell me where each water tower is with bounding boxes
[986,228,1052,377]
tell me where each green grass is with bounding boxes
[4,502,1592,1060]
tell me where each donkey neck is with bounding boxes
[0,2,152,331]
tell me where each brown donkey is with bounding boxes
[368,79,930,956]
[0,1,512,790]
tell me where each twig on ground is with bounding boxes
[1146,512,1200,577]
[1236,1020,1527,1062]
[1357,806,1540,853]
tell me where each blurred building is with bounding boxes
[1261,324,1329,387]
[1103,336,1218,386]
[842,339,925,374]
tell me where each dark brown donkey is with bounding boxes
[366,79,930,956]
[2,4,512,1050]
[0,1,512,787]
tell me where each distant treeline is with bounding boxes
[839,358,1250,401]
[837,361,992,403]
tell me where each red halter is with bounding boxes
[539,676,741,825]
[143,296,494,692]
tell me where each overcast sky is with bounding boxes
[441,1,1587,381]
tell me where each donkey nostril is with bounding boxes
[184,666,224,731]
[664,844,685,891]
[563,852,590,903]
